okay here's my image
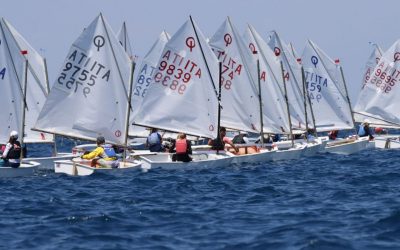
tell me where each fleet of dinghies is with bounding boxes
[1,13,396,177]
[354,43,400,149]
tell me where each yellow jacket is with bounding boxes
[81,146,116,161]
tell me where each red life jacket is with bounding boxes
[176,139,187,154]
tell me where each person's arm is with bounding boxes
[82,147,102,159]
[208,139,213,146]
[224,137,239,152]
[1,143,12,159]
[187,142,192,155]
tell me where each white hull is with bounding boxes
[138,151,233,170]
[374,135,400,149]
[325,137,370,155]
[54,158,141,176]
[302,140,325,157]
[25,153,75,170]
[272,146,305,161]
[0,161,39,177]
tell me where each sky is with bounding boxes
[2,0,400,102]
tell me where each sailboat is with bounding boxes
[354,41,400,149]
[128,31,171,144]
[131,17,233,170]
[240,25,308,161]
[0,18,40,177]
[301,39,369,155]
[33,14,141,176]
[207,17,282,163]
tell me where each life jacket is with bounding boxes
[148,132,161,145]
[176,139,187,154]
[102,144,117,158]
[232,134,246,144]
[211,138,225,150]
[7,141,21,159]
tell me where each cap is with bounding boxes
[363,119,371,124]
[10,130,18,139]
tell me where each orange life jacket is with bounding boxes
[176,139,187,154]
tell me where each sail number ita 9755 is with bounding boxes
[56,50,111,98]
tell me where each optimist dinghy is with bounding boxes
[33,14,138,175]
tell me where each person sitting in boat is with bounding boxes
[81,136,119,168]
[169,133,192,162]
[208,127,239,153]
[358,119,374,140]
[0,131,22,168]
[146,128,164,152]
[232,131,250,144]
[306,128,316,141]
[328,130,339,140]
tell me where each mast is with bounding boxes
[123,61,136,158]
[20,59,28,160]
[256,57,264,146]
[281,61,294,147]
[338,62,357,134]
[301,65,317,138]
[217,62,222,154]
[43,56,58,156]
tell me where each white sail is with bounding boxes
[359,40,400,127]
[353,44,394,126]
[129,31,170,137]
[132,18,219,138]
[288,42,300,60]
[1,19,54,143]
[268,31,309,130]
[117,22,134,60]
[34,14,132,145]
[0,19,53,142]
[242,25,291,133]
[0,23,23,144]
[208,17,260,133]
[301,40,354,131]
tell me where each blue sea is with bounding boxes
[1,138,400,250]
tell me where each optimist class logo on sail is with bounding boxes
[153,37,202,95]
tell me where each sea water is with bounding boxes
[1,139,400,249]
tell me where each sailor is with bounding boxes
[0,131,22,168]
[208,127,239,152]
[328,130,339,140]
[146,128,164,152]
[170,133,192,162]
[358,119,374,140]
[81,136,119,168]
[232,131,250,144]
